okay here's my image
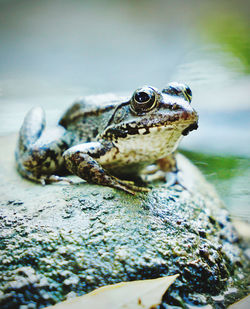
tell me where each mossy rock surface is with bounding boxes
[0,134,249,308]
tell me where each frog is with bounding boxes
[15,82,198,194]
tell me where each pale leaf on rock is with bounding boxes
[46,274,179,309]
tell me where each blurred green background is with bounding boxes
[0,0,249,222]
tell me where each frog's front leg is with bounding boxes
[63,142,149,194]
[16,107,72,184]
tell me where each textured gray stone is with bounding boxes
[0,135,249,308]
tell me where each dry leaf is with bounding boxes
[228,295,250,309]
[46,274,179,309]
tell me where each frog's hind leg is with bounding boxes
[16,160,72,185]
[63,142,149,194]
[16,106,71,184]
[158,154,188,189]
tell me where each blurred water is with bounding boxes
[0,0,249,221]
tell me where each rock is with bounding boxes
[0,134,249,308]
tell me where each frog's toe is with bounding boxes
[40,178,46,186]
[165,171,187,190]
[116,179,150,194]
[141,170,166,183]
[37,175,73,185]
[115,184,136,195]
[132,185,150,193]
[47,175,74,184]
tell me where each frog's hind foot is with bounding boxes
[115,178,150,195]
[44,175,73,185]
[141,165,166,183]
[141,155,188,191]
[16,163,73,186]
[165,170,187,190]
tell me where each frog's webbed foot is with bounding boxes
[158,155,188,190]
[141,164,166,183]
[35,175,73,186]
[16,160,73,185]
[141,153,187,190]
[43,175,73,185]
[164,170,187,190]
[63,142,149,195]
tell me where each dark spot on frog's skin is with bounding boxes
[80,166,92,180]
[159,101,183,111]
[41,141,69,166]
[125,124,139,135]
[92,128,98,137]
[182,122,198,136]
[91,147,108,159]
[208,216,216,225]
[198,230,207,238]
[46,150,60,162]
[106,127,128,139]
[45,162,50,168]
[142,127,150,135]
[87,160,96,166]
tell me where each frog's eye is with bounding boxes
[131,87,158,113]
[183,85,192,103]
[162,82,192,103]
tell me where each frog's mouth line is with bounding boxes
[137,120,198,137]
[104,119,198,140]
[181,121,198,136]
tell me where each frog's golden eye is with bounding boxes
[162,82,192,103]
[184,86,192,102]
[131,87,158,114]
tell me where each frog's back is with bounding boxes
[59,93,128,143]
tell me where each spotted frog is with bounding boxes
[15,83,198,194]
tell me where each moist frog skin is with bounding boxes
[15,82,198,194]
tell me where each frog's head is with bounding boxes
[100,83,198,159]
